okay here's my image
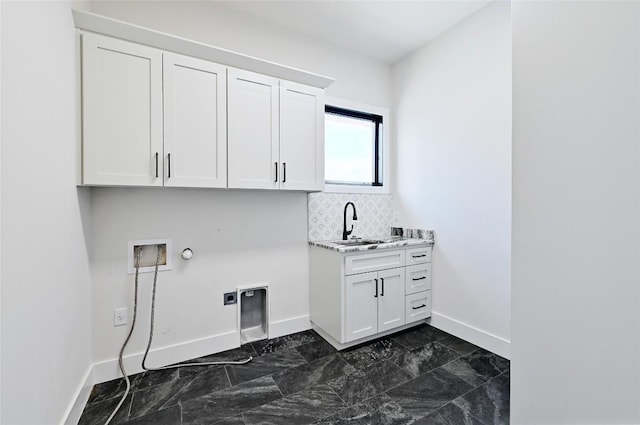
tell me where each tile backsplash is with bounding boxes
[308,193,400,241]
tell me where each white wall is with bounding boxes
[82,1,392,378]
[89,0,391,108]
[512,1,640,423]
[391,1,511,356]
[0,1,93,423]
[90,189,309,370]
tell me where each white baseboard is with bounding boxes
[430,311,511,359]
[92,330,240,384]
[270,315,311,338]
[62,365,93,425]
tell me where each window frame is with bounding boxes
[323,97,390,194]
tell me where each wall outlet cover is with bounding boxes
[224,291,237,305]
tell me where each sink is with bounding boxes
[333,239,382,247]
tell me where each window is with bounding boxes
[325,105,383,187]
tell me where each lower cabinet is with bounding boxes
[310,244,433,348]
[345,268,405,342]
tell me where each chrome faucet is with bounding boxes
[342,202,358,240]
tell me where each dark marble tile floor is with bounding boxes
[79,324,509,425]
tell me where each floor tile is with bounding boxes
[129,366,230,418]
[452,373,510,425]
[212,416,246,425]
[339,338,407,370]
[78,393,132,425]
[87,377,127,404]
[313,394,413,425]
[251,330,320,356]
[296,339,338,362]
[441,349,509,387]
[386,367,474,420]
[242,384,345,425]
[390,325,449,351]
[181,376,283,425]
[226,349,307,385]
[393,342,459,378]
[81,329,509,425]
[414,402,485,425]
[436,334,480,356]
[131,368,179,391]
[327,360,413,406]
[272,353,355,396]
[122,405,181,425]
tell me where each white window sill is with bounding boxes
[323,184,390,195]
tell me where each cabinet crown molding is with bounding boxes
[72,9,335,89]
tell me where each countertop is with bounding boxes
[309,237,434,253]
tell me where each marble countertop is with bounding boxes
[309,237,434,253]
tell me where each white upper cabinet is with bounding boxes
[228,69,325,191]
[82,33,163,186]
[163,53,227,188]
[80,30,325,190]
[279,81,324,191]
[227,69,279,189]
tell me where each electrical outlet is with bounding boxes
[224,291,237,305]
[114,308,128,327]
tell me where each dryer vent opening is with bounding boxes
[239,286,268,344]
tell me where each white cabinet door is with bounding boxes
[227,69,279,189]
[345,272,378,342]
[279,81,324,191]
[82,33,163,186]
[163,53,227,188]
[377,268,406,333]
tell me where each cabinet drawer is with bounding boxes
[405,291,431,324]
[345,250,405,275]
[406,246,431,265]
[405,264,432,295]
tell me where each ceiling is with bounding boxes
[215,1,492,64]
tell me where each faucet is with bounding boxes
[342,202,358,240]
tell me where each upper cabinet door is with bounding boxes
[82,33,163,186]
[163,53,227,188]
[227,69,279,190]
[279,81,324,191]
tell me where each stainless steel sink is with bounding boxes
[332,239,383,247]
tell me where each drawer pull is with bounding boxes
[412,254,427,258]
[274,162,278,182]
[155,152,159,178]
[380,277,384,296]
[412,276,427,281]
[374,278,378,298]
[412,304,427,310]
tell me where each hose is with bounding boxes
[104,247,143,425]
[142,245,252,370]
[104,245,252,424]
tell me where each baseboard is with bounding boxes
[270,315,311,338]
[92,330,240,384]
[430,311,511,359]
[62,365,93,425]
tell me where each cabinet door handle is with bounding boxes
[412,254,427,258]
[374,278,378,298]
[274,162,278,182]
[412,276,427,281]
[412,304,427,310]
[168,153,171,178]
[282,162,287,183]
[155,152,159,178]
[380,277,384,296]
